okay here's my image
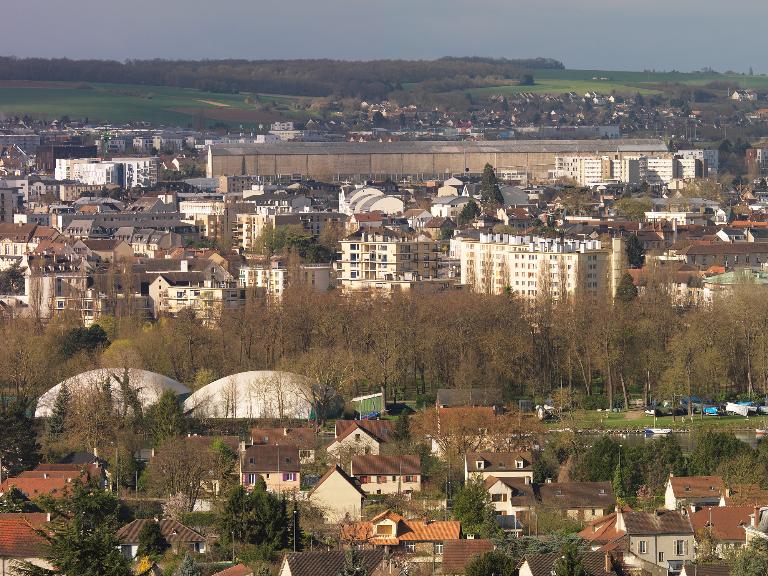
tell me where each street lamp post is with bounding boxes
[293,507,298,552]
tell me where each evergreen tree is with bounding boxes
[457,198,481,225]
[392,411,410,443]
[0,399,39,476]
[174,553,202,576]
[14,481,131,576]
[614,273,638,303]
[465,550,517,576]
[137,521,168,559]
[217,479,288,550]
[46,384,71,441]
[479,163,504,206]
[148,390,186,446]
[625,234,645,268]
[553,541,588,576]
[0,487,28,512]
[452,479,501,538]
[612,463,625,500]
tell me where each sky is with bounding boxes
[1,0,765,73]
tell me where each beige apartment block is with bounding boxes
[338,228,440,291]
[239,258,332,298]
[459,234,625,299]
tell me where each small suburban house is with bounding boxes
[279,549,386,576]
[615,509,695,574]
[241,445,300,493]
[665,475,724,510]
[327,420,393,457]
[250,427,318,463]
[0,513,52,576]
[115,519,206,559]
[308,465,366,523]
[441,539,494,575]
[537,482,616,522]
[351,454,421,495]
[342,510,460,564]
[483,476,536,534]
[690,506,753,553]
[465,451,533,483]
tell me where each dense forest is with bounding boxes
[1,270,767,412]
[0,56,563,99]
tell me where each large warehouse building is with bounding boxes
[207,139,669,182]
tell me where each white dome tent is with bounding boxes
[183,370,327,419]
[36,368,191,418]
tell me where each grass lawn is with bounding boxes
[468,68,768,97]
[0,81,300,127]
[547,410,766,432]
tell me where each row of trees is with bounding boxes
[4,272,768,421]
[0,56,563,99]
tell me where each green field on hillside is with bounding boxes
[469,68,768,97]
[0,81,297,127]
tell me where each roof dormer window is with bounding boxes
[476,460,485,470]
[515,460,524,469]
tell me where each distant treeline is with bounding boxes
[0,56,564,98]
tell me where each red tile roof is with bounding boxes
[0,477,72,499]
[212,564,253,576]
[351,454,420,476]
[335,420,393,443]
[0,513,49,558]
[342,511,461,545]
[669,476,724,499]
[442,539,494,574]
[690,506,752,542]
[251,427,317,450]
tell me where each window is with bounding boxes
[476,460,485,470]
[299,450,312,459]
[435,542,444,555]
[638,540,647,554]
[675,540,687,556]
[283,473,296,482]
[176,291,184,298]
[376,524,393,536]
[404,475,416,483]
[247,473,256,485]
[515,460,524,469]
[658,552,664,563]
[378,476,388,483]
[491,493,508,502]
[404,542,416,553]
[354,433,361,442]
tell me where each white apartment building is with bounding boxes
[55,157,158,188]
[555,156,610,186]
[239,260,332,298]
[459,234,624,299]
[640,157,678,186]
[55,159,120,187]
[112,157,159,188]
[677,149,718,175]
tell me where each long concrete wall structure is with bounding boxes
[207,140,669,182]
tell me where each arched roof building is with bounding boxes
[36,368,190,417]
[183,370,321,419]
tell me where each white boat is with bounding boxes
[644,428,672,435]
[726,402,750,417]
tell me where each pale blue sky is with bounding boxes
[1,0,764,72]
